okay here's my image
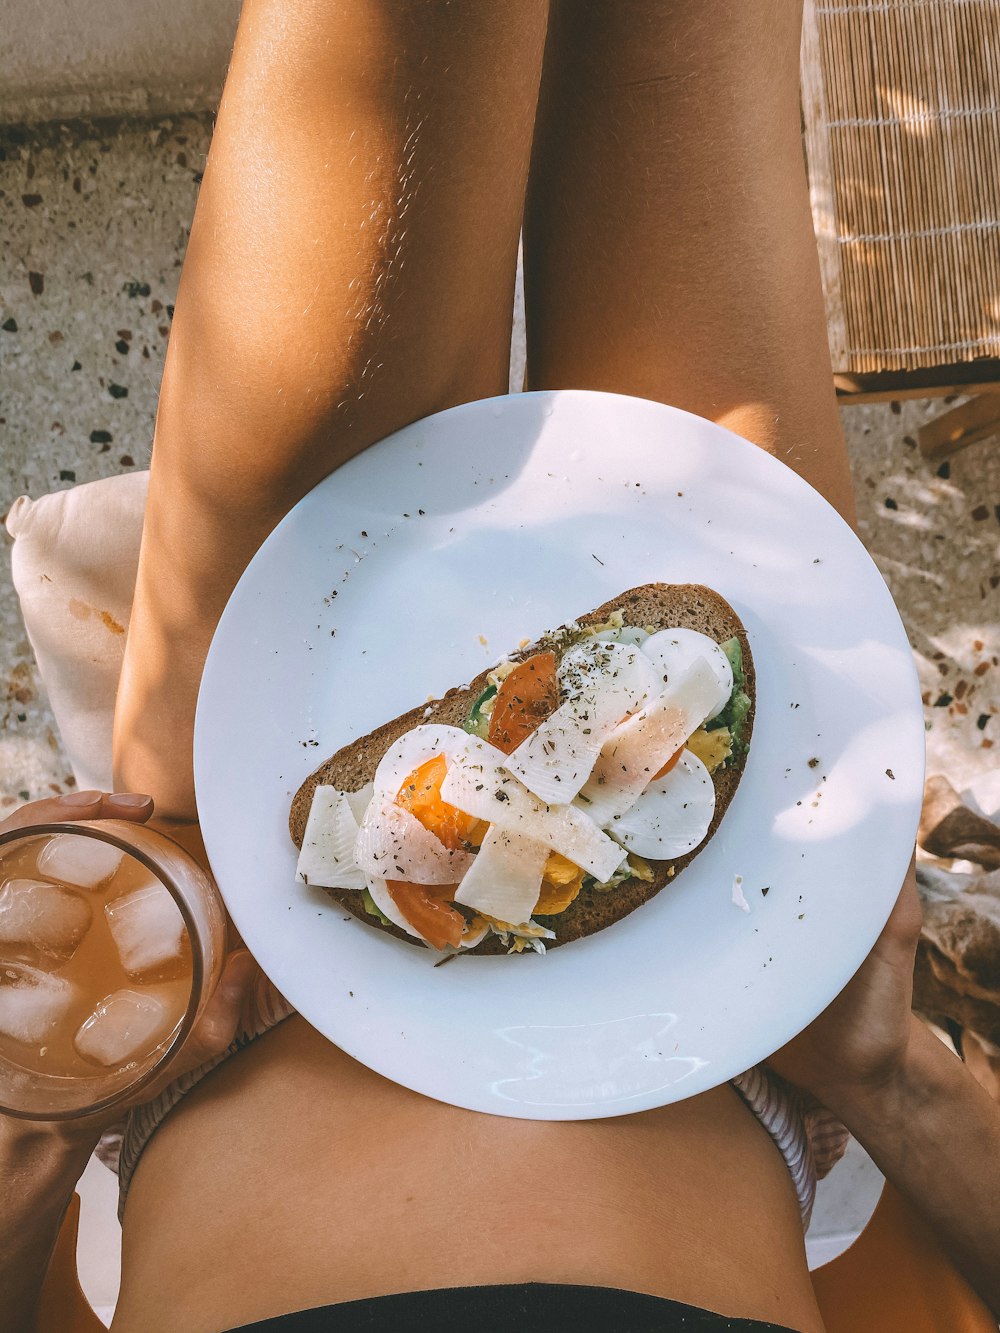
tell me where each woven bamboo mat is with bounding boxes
[801,0,1000,375]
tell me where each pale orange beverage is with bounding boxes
[0,821,226,1119]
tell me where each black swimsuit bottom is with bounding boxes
[227,1284,801,1332]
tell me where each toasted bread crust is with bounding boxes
[289,583,755,954]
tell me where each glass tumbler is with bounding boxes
[0,820,226,1120]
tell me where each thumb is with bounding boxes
[179,949,258,1071]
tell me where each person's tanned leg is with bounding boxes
[114,0,549,818]
[524,7,837,1327]
[524,0,855,525]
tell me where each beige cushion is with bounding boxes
[5,471,149,793]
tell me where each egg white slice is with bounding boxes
[575,658,721,827]
[364,874,424,940]
[453,824,550,926]
[296,786,367,890]
[355,798,475,884]
[642,628,733,720]
[371,724,486,803]
[606,750,716,859]
[503,640,660,805]
[440,753,626,882]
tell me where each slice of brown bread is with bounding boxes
[289,583,755,954]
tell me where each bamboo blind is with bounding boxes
[801,0,1000,375]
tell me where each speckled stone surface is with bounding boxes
[2,115,999,818]
[1,116,208,810]
[851,399,1000,812]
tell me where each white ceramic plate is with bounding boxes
[195,390,924,1119]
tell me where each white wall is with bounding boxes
[0,0,241,124]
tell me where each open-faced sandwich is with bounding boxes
[289,583,754,955]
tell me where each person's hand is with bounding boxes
[767,855,923,1119]
[0,791,258,1143]
[0,788,155,833]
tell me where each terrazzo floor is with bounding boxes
[4,116,999,820]
[2,114,999,1323]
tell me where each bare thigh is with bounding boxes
[524,0,856,524]
[109,12,834,1330]
[113,1018,825,1333]
[114,0,549,818]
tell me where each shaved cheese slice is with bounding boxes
[364,875,423,940]
[607,751,716,859]
[355,799,474,884]
[575,659,720,826]
[372,724,485,802]
[345,782,375,823]
[440,754,626,882]
[503,640,660,804]
[454,825,550,926]
[296,786,367,890]
[642,628,733,720]
[593,626,651,648]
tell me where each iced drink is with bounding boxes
[0,821,225,1119]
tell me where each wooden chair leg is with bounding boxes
[918,393,1000,461]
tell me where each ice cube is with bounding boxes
[73,988,173,1068]
[104,881,187,979]
[0,963,77,1044]
[0,878,92,959]
[37,834,124,889]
